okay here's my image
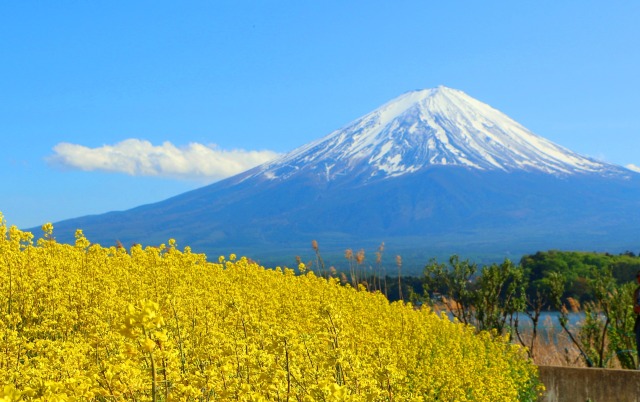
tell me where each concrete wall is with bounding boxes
[538,365,640,402]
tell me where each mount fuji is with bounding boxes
[46,87,640,271]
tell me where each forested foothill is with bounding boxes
[520,250,640,300]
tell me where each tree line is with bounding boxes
[419,250,640,369]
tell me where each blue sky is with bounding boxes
[2,1,639,230]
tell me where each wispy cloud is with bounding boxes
[626,164,640,173]
[48,139,281,181]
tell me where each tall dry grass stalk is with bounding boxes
[375,242,385,296]
[311,240,326,278]
[396,255,403,301]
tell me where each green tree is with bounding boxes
[605,282,637,369]
[474,259,527,335]
[423,256,526,337]
[423,255,476,326]
[514,269,558,359]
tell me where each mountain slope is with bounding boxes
[44,87,640,270]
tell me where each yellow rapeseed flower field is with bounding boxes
[0,214,542,401]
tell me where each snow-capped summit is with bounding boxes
[250,86,624,182]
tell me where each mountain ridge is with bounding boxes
[41,87,640,271]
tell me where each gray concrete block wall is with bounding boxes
[538,366,640,402]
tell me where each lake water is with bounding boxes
[440,310,587,344]
[514,311,585,329]
[440,310,585,329]
[511,312,587,344]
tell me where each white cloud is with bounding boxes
[626,164,640,173]
[48,139,281,181]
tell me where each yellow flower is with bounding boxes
[0,213,541,400]
[41,222,53,236]
[143,338,156,352]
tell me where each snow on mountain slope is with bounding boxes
[247,86,626,183]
